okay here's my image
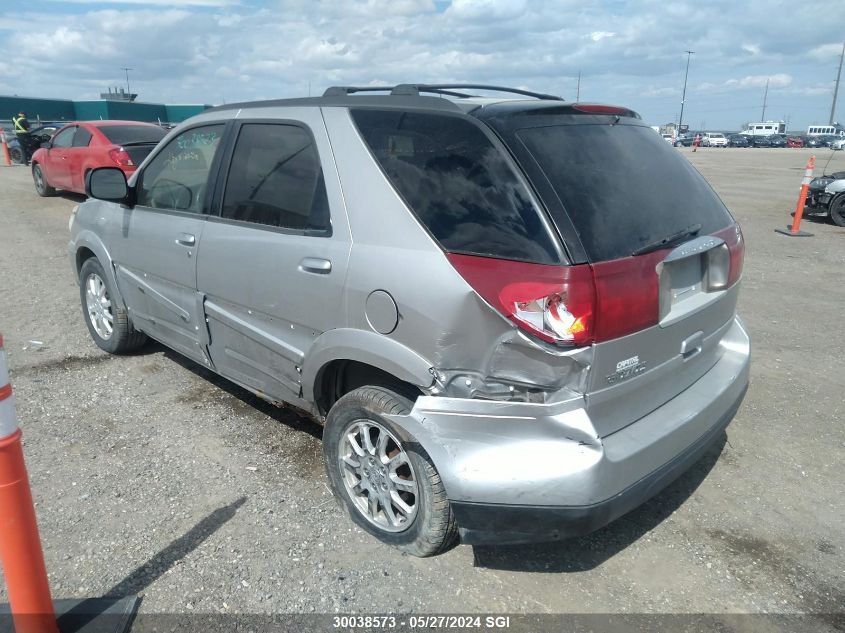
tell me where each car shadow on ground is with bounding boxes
[471,433,726,573]
[59,192,87,204]
[146,341,324,441]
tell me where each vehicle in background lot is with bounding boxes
[71,83,749,555]
[806,124,845,137]
[727,134,750,148]
[767,134,787,148]
[806,170,845,226]
[6,123,63,164]
[786,135,806,148]
[673,133,695,147]
[805,135,837,148]
[661,133,675,144]
[30,120,166,196]
[830,137,845,150]
[742,121,786,137]
[748,135,772,148]
[701,132,728,147]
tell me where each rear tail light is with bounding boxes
[447,222,743,347]
[446,253,595,346]
[592,251,662,341]
[109,148,134,167]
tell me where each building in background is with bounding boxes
[0,94,209,125]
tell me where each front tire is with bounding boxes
[32,163,56,197]
[323,387,457,557]
[830,195,845,227]
[79,258,147,354]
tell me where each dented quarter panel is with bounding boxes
[386,316,749,507]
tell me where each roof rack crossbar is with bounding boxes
[392,84,564,101]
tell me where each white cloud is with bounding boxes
[2,1,844,129]
[45,0,240,5]
[725,73,792,89]
[808,43,845,61]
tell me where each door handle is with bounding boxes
[680,331,704,361]
[175,233,196,247]
[299,257,332,275]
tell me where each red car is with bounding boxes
[787,135,805,148]
[31,120,167,196]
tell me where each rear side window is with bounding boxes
[351,109,559,264]
[99,125,167,145]
[517,124,734,262]
[72,127,92,147]
[52,127,75,149]
[220,123,330,232]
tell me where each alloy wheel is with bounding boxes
[85,273,114,340]
[338,419,418,532]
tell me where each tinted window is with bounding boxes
[72,127,92,147]
[352,109,559,264]
[52,127,75,148]
[517,123,733,262]
[137,125,224,213]
[99,125,167,145]
[220,124,330,231]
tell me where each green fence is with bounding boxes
[1,95,208,124]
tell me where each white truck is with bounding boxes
[741,121,786,137]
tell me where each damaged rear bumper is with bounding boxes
[386,316,750,545]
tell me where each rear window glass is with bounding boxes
[351,109,559,264]
[517,124,733,262]
[99,125,167,145]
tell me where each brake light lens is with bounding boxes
[572,104,632,115]
[592,251,662,341]
[109,148,133,167]
[446,253,595,346]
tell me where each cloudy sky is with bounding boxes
[1,0,843,130]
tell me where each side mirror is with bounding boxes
[86,167,131,204]
[40,141,52,149]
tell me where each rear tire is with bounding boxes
[323,386,458,557]
[9,146,23,165]
[830,195,845,227]
[79,258,147,354]
[32,163,56,197]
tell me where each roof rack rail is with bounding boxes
[392,84,564,101]
[322,85,473,98]
[323,84,564,101]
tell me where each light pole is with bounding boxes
[678,50,694,132]
[121,67,133,96]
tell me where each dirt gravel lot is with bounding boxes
[0,147,843,630]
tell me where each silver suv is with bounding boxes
[70,84,750,556]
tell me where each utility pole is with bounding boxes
[576,71,581,101]
[678,51,694,131]
[830,41,845,125]
[121,67,132,96]
[761,78,769,121]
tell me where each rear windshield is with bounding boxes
[351,109,560,263]
[99,125,167,145]
[516,123,733,262]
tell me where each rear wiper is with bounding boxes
[632,223,702,256]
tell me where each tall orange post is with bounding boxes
[0,334,58,633]
[0,132,12,167]
[776,155,816,237]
